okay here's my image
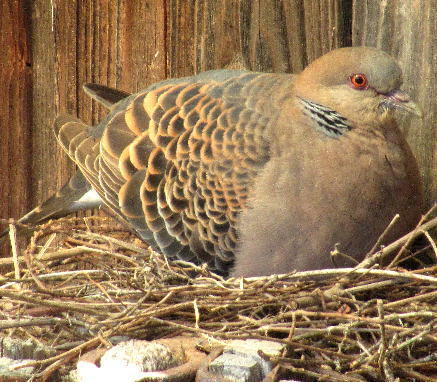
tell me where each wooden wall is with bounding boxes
[0,0,435,252]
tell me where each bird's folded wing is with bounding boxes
[53,70,289,271]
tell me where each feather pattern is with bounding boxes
[54,71,288,272]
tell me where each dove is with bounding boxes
[2,47,424,277]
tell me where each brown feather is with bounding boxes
[52,48,424,276]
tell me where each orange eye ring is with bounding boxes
[350,73,368,89]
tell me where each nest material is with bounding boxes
[0,212,436,382]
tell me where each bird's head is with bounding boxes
[294,47,422,125]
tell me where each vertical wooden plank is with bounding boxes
[187,0,350,76]
[302,0,352,62]
[15,0,167,228]
[29,0,125,226]
[117,0,166,91]
[167,0,265,77]
[194,0,246,72]
[166,0,197,77]
[352,0,435,207]
[281,0,308,72]
[0,0,32,244]
[30,0,60,208]
[243,0,293,72]
[182,0,310,75]
[52,0,119,124]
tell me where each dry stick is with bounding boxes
[84,272,116,306]
[193,299,200,329]
[262,324,388,337]
[0,289,106,316]
[72,231,147,254]
[39,351,78,382]
[9,224,21,281]
[278,365,348,382]
[0,246,99,267]
[14,336,101,370]
[382,358,396,382]
[383,290,437,309]
[1,269,106,285]
[350,341,383,369]
[0,318,65,330]
[245,268,437,284]
[394,359,437,368]
[422,229,437,259]
[398,368,437,382]
[388,324,435,354]
[279,309,435,329]
[0,218,30,227]
[366,214,400,257]
[343,279,398,294]
[268,311,297,381]
[377,299,386,372]
[357,214,437,271]
[64,238,143,266]
[36,232,57,261]
[389,203,436,268]
[24,239,62,294]
[412,264,437,274]
[108,294,151,321]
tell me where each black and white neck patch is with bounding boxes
[298,97,352,138]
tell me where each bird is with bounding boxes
[2,47,424,277]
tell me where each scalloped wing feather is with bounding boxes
[53,70,291,273]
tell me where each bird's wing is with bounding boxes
[53,70,292,272]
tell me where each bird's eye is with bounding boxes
[350,74,368,89]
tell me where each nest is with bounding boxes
[0,210,436,382]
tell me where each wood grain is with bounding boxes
[0,0,32,228]
[30,0,61,207]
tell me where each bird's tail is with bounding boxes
[0,170,101,243]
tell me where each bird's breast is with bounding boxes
[233,121,421,276]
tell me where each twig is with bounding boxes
[0,289,107,316]
[357,214,437,270]
[242,268,437,284]
[0,246,100,267]
[383,290,437,309]
[0,318,66,330]
[377,299,387,371]
[421,229,437,260]
[388,204,436,268]
[366,214,400,257]
[9,224,21,282]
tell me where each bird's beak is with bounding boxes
[381,90,422,118]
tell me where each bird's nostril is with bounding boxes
[385,90,411,103]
